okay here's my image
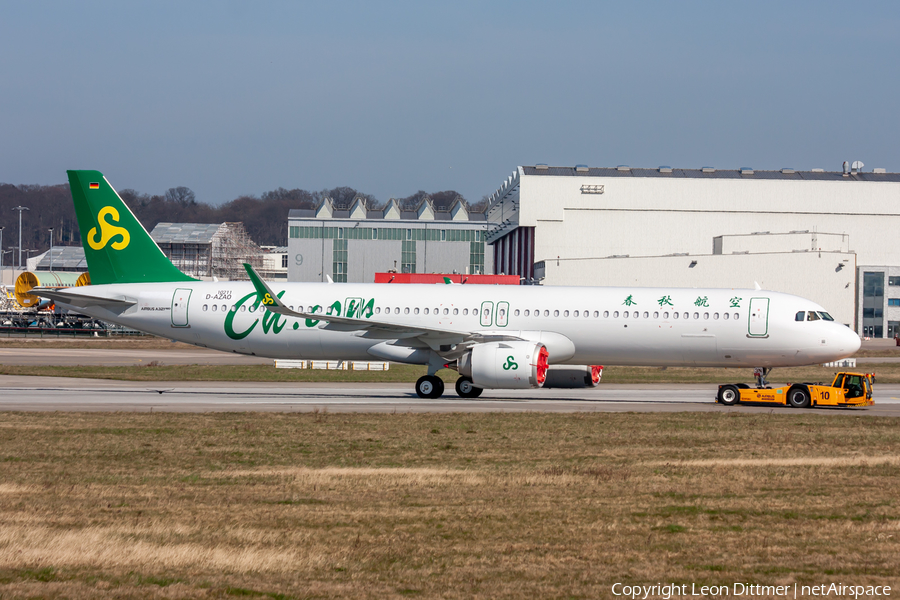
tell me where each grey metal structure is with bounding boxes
[35,246,89,272]
[150,222,263,280]
[287,196,492,282]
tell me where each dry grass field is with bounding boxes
[0,411,897,599]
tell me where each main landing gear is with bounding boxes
[414,375,484,399]
[415,375,444,399]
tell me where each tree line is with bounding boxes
[0,182,486,262]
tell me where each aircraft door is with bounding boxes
[496,301,510,327]
[748,297,769,337]
[480,301,494,327]
[171,288,192,327]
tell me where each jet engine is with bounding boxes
[458,341,549,389]
[543,365,604,388]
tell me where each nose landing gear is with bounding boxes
[753,367,772,388]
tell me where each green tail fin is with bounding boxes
[68,170,195,284]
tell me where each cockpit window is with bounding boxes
[807,311,820,321]
[795,311,805,322]
[817,312,834,321]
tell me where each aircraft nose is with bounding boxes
[836,325,861,355]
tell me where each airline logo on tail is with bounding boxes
[87,206,131,251]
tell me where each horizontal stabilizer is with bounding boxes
[29,287,136,309]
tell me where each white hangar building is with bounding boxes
[484,164,900,337]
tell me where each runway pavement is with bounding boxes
[2,347,899,415]
[2,375,898,415]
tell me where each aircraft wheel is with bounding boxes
[416,375,444,399]
[718,385,740,406]
[455,376,483,399]
[787,386,811,408]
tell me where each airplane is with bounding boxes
[31,170,861,399]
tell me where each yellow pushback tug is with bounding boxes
[717,372,874,408]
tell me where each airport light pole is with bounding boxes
[12,206,29,269]
[49,228,54,271]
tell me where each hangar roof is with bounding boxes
[35,246,87,270]
[521,166,900,182]
[150,223,223,244]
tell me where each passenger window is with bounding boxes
[723,313,729,320]
[623,311,629,318]
[603,311,609,318]
[463,308,469,315]
[424,308,429,315]
[405,307,410,314]
[563,310,569,317]
[614,311,620,318]
[693,312,699,319]
[524,309,530,317]
[653,311,659,318]
[673,312,679,319]
[643,312,649,318]
[796,311,805,321]
[573,310,579,317]
[807,311,820,321]
[663,312,669,319]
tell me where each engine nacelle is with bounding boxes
[458,341,549,389]
[543,365,604,388]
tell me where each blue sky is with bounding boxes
[1,1,897,205]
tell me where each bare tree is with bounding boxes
[165,187,196,207]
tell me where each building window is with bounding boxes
[863,271,885,337]
[441,229,446,241]
[401,240,416,273]
[333,239,348,283]
[890,277,900,286]
[289,226,300,238]
[889,299,900,307]
[281,254,288,268]
[469,241,484,275]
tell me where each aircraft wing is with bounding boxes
[243,263,501,344]
[28,286,137,309]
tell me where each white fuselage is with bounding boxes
[62,281,861,368]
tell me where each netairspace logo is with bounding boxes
[611,582,892,599]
